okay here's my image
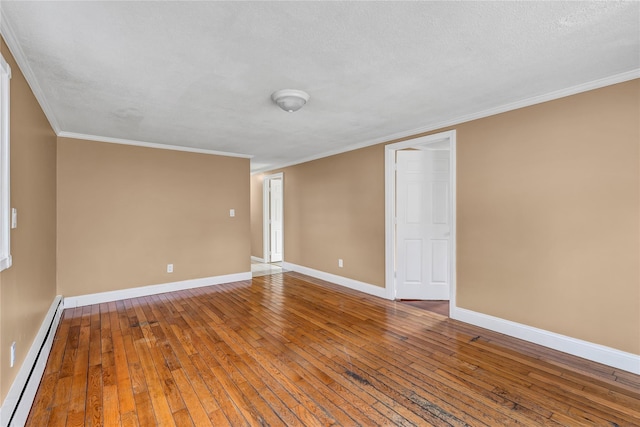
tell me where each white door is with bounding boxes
[396,149,450,299]
[269,178,283,262]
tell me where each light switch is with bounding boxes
[10,342,16,367]
[229,209,235,217]
[11,208,17,229]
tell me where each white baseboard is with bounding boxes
[451,306,640,375]
[282,262,392,300]
[251,256,265,263]
[1,296,64,427]
[63,272,252,309]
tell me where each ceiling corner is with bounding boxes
[0,12,63,134]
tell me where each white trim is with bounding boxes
[63,272,251,309]
[251,256,265,263]
[450,136,457,312]
[0,52,11,272]
[1,296,64,427]
[0,56,10,77]
[0,255,10,272]
[282,262,393,300]
[0,13,62,133]
[254,69,640,174]
[384,130,457,306]
[451,307,640,375]
[57,132,253,159]
[262,172,284,263]
[384,146,395,299]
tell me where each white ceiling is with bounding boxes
[1,1,639,172]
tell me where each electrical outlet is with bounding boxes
[338,259,343,268]
[167,264,173,273]
[10,342,16,368]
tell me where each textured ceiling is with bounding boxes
[1,1,639,172]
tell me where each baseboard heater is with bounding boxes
[1,296,63,427]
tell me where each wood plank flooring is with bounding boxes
[27,272,640,426]
[399,300,450,317]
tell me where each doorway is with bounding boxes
[385,130,456,308]
[263,172,284,263]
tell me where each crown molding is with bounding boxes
[0,12,62,133]
[253,69,640,174]
[58,132,253,159]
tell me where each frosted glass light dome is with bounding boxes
[271,89,310,113]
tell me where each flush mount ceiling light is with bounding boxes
[271,89,310,113]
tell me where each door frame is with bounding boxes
[263,172,284,263]
[385,130,457,308]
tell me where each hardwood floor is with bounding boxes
[27,272,640,426]
[399,300,450,317]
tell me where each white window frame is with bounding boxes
[0,53,11,271]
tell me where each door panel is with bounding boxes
[269,178,283,262]
[396,149,450,300]
[406,182,423,223]
[431,239,448,283]
[404,239,423,282]
[432,182,449,224]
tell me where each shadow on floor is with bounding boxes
[399,300,450,317]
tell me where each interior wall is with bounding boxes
[255,79,638,355]
[57,137,251,297]
[250,173,264,259]
[263,144,386,287]
[454,79,639,355]
[0,38,57,402]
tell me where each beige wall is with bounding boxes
[0,38,57,402]
[57,138,251,297]
[254,145,386,287]
[455,80,639,355]
[250,173,264,258]
[251,80,639,355]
